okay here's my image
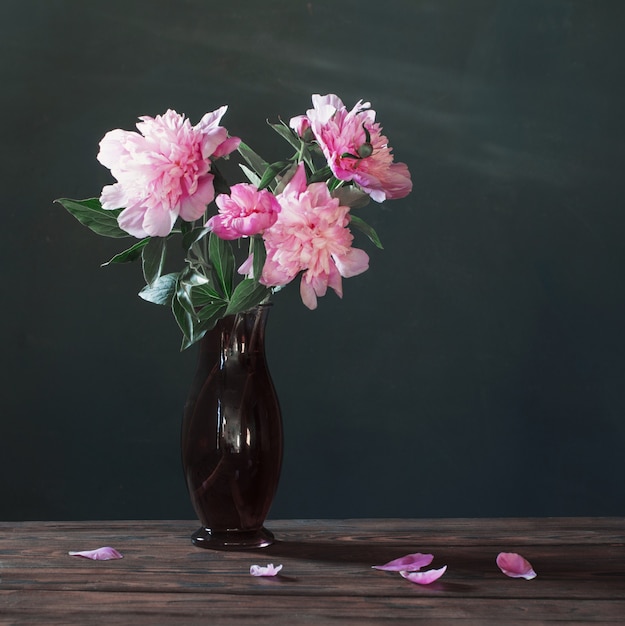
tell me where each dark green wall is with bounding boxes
[2,0,624,520]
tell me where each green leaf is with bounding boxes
[258,160,291,191]
[142,237,167,285]
[138,272,178,305]
[102,238,150,265]
[172,294,194,343]
[349,215,384,250]
[251,236,266,282]
[239,164,262,186]
[178,308,224,350]
[190,283,225,307]
[180,268,210,288]
[179,219,194,236]
[197,301,227,322]
[179,335,195,351]
[179,334,197,351]
[55,198,130,238]
[211,162,231,196]
[268,120,301,150]
[208,232,235,298]
[176,282,196,318]
[298,143,316,173]
[308,166,333,184]
[237,141,269,177]
[181,226,211,251]
[332,186,371,209]
[327,176,343,191]
[273,161,299,195]
[225,279,270,316]
[176,296,228,351]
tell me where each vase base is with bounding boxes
[191,526,275,550]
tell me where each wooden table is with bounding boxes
[1,518,623,624]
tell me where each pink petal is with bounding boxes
[281,162,308,196]
[238,254,254,276]
[289,114,310,137]
[333,248,369,278]
[400,566,447,585]
[372,552,434,572]
[250,563,283,577]
[212,135,241,158]
[299,276,318,310]
[496,552,537,579]
[68,547,123,561]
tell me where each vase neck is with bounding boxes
[199,305,271,362]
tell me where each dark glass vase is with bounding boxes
[181,304,283,549]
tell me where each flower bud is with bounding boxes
[302,127,315,143]
[357,142,373,158]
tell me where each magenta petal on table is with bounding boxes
[250,563,283,577]
[372,552,434,572]
[496,552,537,579]
[400,565,447,585]
[68,547,123,560]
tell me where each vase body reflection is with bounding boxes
[181,304,283,549]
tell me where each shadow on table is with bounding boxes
[248,539,479,592]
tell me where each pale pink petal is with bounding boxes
[212,135,241,158]
[116,203,150,238]
[281,162,308,197]
[372,552,434,572]
[496,552,537,579]
[140,203,178,238]
[309,93,345,123]
[69,547,123,561]
[289,114,310,137]
[199,127,229,159]
[194,105,228,131]
[259,255,296,287]
[178,174,215,221]
[238,254,254,276]
[99,183,127,211]
[333,248,369,278]
[299,277,318,310]
[377,161,413,200]
[309,273,329,299]
[250,563,283,577]
[400,566,447,585]
[96,129,134,170]
[326,263,343,299]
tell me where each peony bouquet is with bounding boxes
[58,94,412,349]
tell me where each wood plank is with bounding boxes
[0,518,623,624]
[3,591,625,624]
[1,546,624,599]
[3,517,623,545]
[2,517,624,548]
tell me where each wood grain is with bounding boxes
[0,518,623,624]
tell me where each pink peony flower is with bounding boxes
[97,108,240,238]
[290,94,412,202]
[259,164,369,309]
[208,184,281,239]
